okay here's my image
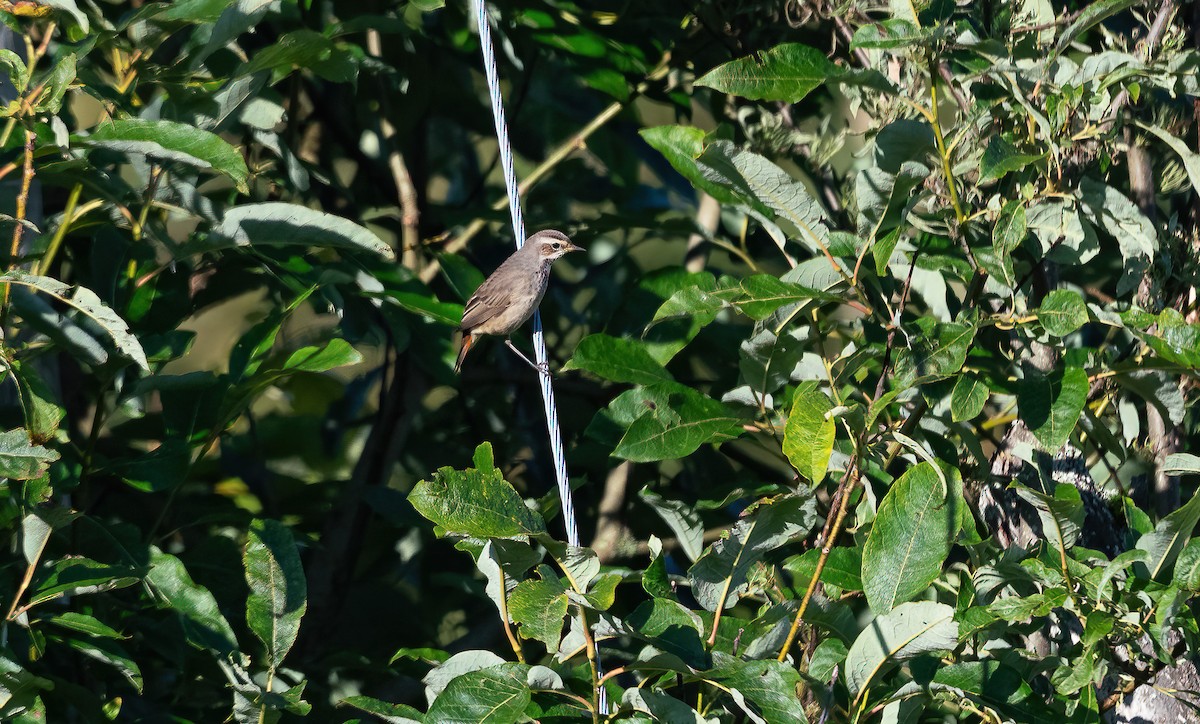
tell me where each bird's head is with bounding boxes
[528,229,585,261]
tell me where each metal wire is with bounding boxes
[471,0,607,713]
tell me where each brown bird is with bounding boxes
[455,229,585,373]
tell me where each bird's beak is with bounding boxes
[567,242,586,253]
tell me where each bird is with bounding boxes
[455,229,585,374]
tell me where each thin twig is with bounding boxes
[929,63,965,224]
[131,165,163,242]
[496,568,526,663]
[936,62,969,114]
[4,525,48,622]
[32,182,81,277]
[1,128,37,322]
[831,16,871,68]
[776,460,862,661]
[1103,0,1178,124]
[367,29,422,271]
[1011,10,1082,34]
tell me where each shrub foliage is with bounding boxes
[0,0,1197,722]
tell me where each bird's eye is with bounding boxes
[552,243,561,250]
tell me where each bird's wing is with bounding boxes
[459,272,511,331]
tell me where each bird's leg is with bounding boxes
[504,338,550,375]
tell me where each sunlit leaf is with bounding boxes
[696,43,836,103]
[80,119,250,193]
[409,443,547,539]
[844,601,957,695]
[862,463,955,614]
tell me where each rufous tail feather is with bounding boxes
[455,334,474,373]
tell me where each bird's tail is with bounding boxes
[455,334,475,374]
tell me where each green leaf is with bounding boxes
[643,536,673,599]
[1052,655,1095,696]
[194,202,395,259]
[1098,549,1152,601]
[409,443,547,539]
[424,664,531,724]
[1164,453,1200,475]
[809,638,849,681]
[625,598,707,666]
[507,577,568,650]
[244,29,357,83]
[613,383,743,462]
[281,338,361,373]
[459,539,542,623]
[695,43,836,103]
[988,589,1067,621]
[81,119,250,193]
[0,50,28,93]
[993,201,1028,255]
[950,374,988,422]
[34,52,75,115]
[10,361,65,441]
[862,463,955,614]
[384,291,462,327]
[1134,491,1200,581]
[931,660,1052,722]
[739,328,803,396]
[1013,484,1084,554]
[0,429,58,480]
[339,695,424,723]
[188,0,275,70]
[60,637,143,692]
[244,519,306,670]
[19,513,51,569]
[43,612,124,639]
[979,136,1043,181]
[705,653,809,723]
[688,493,816,611]
[29,558,140,606]
[1055,0,1140,54]
[639,126,745,209]
[698,142,833,260]
[562,334,673,385]
[873,227,901,275]
[154,0,231,22]
[578,571,621,611]
[623,689,708,723]
[0,273,149,370]
[145,549,239,656]
[735,275,836,320]
[1139,122,1200,200]
[1174,539,1200,590]
[653,279,725,328]
[894,321,976,385]
[527,544,594,599]
[856,162,929,242]
[782,382,835,484]
[1017,365,1088,452]
[844,601,957,695]
[639,487,704,562]
[42,0,89,38]
[1078,177,1156,265]
[784,546,863,591]
[873,119,936,173]
[1025,199,1099,266]
[852,20,937,49]
[1122,309,1200,368]
[1039,289,1089,337]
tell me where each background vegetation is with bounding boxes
[0,0,1198,721]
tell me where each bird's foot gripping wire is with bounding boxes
[505,338,551,376]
